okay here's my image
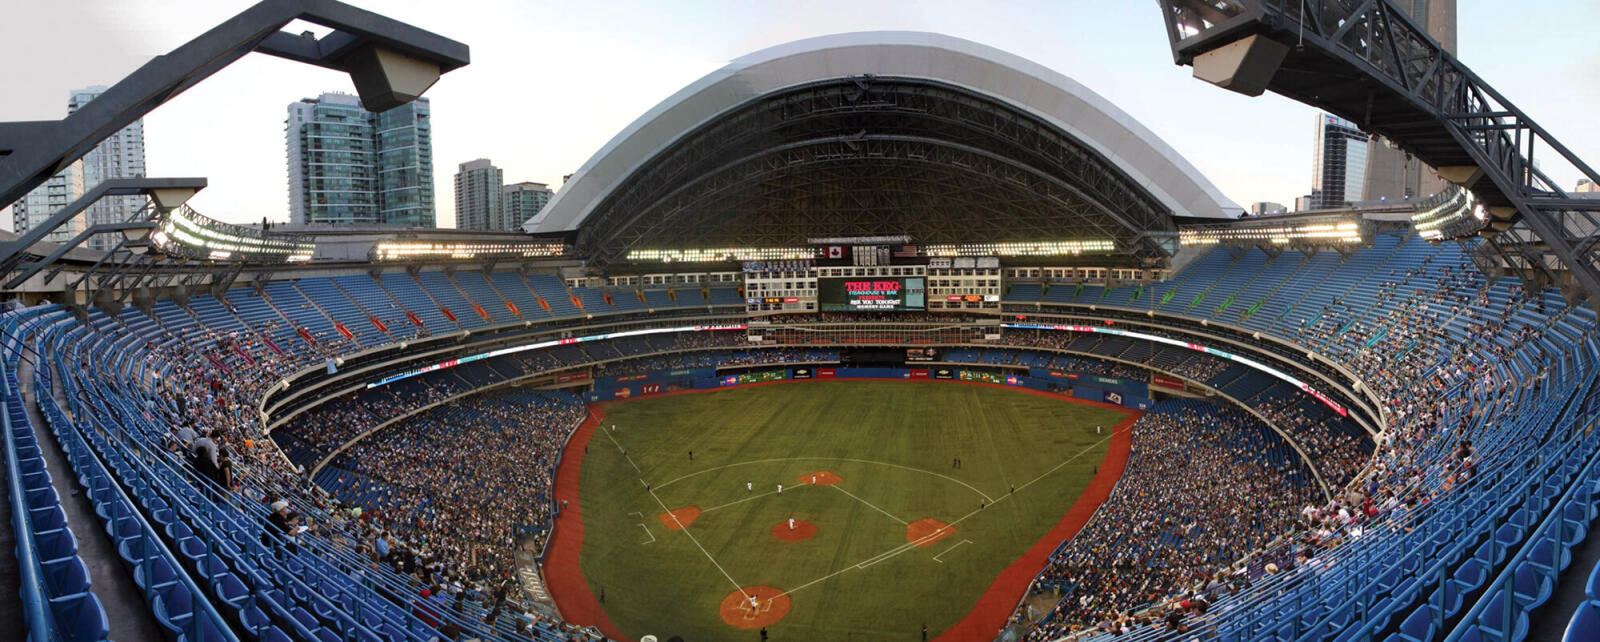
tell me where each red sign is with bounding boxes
[557,371,591,384]
[784,297,800,303]
[616,374,648,383]
[1152,374,1187,390]
[614,387,632,399]
[642,383,661,395]
[910,369,930,379]
[818,368,836,379]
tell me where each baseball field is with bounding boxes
[545,380,1134,641]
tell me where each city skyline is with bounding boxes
[2,0,1595,231]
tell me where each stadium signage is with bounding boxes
[365,324,748,389]
[1001,323,1348,417]
[818,277,926,311]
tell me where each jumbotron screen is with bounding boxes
[818,277,926,311]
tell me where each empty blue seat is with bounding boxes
[1566,602,1600,642]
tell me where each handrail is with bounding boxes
[1,340,54,642]
[22,332,240,642]
[1443,377,1600,641]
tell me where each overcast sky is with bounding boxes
[2,0,1595,230]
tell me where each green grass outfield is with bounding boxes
[576,380,1126,641]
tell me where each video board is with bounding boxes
[817,277,926,311]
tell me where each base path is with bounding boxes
[772,520,818,542]
[934,409,1139,641]
[719,586,791,629]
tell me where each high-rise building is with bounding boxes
[69,86,147,250]
[1250,201,1287,216]
[454,159,504,230]
[1312,113,1368,209]
[13,160,86,243]
[504,181,553,231]
[1362,0,1456,202]
[1577,179,1597,194]
[286,93,434,227]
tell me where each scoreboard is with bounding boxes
[817,277,926,311]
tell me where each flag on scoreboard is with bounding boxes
[826,246,846,260]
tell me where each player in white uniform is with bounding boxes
[788,517,795,530]
[747,481,752,494]
[777,484,783,494]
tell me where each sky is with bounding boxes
[1,0,1595,230]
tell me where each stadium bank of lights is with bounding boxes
[1178,218,1366,247]
[150,206,315,263]
[1410,187,1484,241]
[372,240,570,261]
[626,248,816,263]
[922,240,1116,257]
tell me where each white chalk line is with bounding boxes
[637,523,655,545]
[776,434,1115,599]
[601,428,642,474]
[831,484,909,526]
[654,456,994,502]
[932,539,973,563]
[642,483,748,600]
[701,486,801,514]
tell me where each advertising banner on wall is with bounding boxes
[933,367,955,380]
[818,368,836,379]
[792,367,814,379]
[1151,374,1187,390]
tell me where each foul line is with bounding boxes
[1009,431,1114,496]
[932,539,973,563]
[831,484,908,525]
[642,483,748,600]
[601,428,642,474]
[655,456,994,502]
[776,434,1114,599]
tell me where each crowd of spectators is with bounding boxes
[319,391,587,587]
[1022,401,1320,639]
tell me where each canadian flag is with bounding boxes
[826,246,844,259]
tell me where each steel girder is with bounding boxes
[0,0,468,212]
[577,77,1174,266]
[1159,0,1600,304]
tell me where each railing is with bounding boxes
[1,352,55,642]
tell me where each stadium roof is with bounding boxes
[530,31,1241,264]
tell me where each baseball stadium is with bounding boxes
[3,2,1600,642]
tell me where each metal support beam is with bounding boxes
[1,0,468,209]
[0,177,203,274]
[6,222,157,289]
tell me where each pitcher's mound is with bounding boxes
[772,520,817,542]
[657,506,700,530]
[719,586,790,629]
[798,470,843,486]
[907,518,956,547]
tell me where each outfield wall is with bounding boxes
[585,365,1155,410]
